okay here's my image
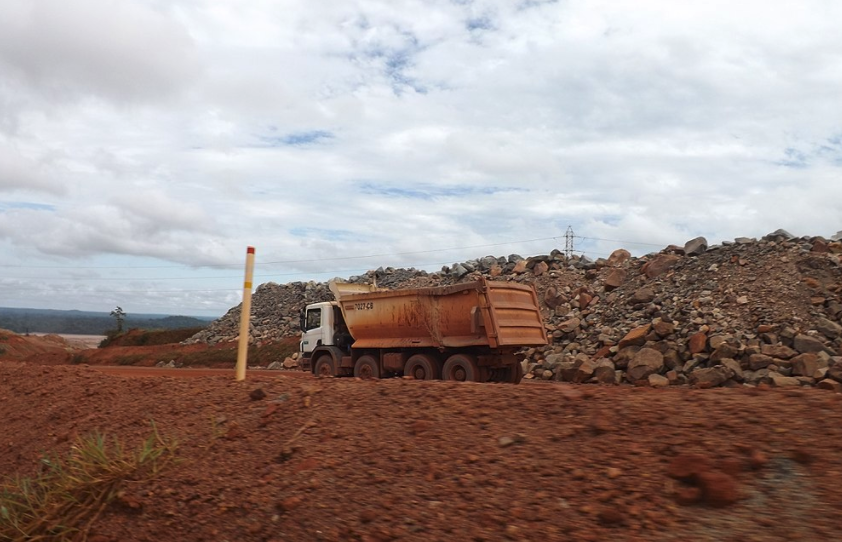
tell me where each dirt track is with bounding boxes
[3,361,842,541]
[89,365,312,379]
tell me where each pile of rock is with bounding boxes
[186,229,842,388]
[524,230,842,389]
[183,269,440,346]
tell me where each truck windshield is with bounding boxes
[305,308,321,331]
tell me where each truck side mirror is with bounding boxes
[299,309,306,330]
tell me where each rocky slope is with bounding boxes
[187,230,842,389]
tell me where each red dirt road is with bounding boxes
[3,361,842,541]
[88,365,313,379]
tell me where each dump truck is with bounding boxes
[298,277,547,383]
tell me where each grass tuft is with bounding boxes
[0,421,178,541]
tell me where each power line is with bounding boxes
[0,233,667,285]
[574,235,665,248]
[0,247,606,289]
[0,235,564,271]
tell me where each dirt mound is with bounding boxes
[2,362,842,541]
[100,327,206,348]
[0,328,299,370]
[0,329,81,363]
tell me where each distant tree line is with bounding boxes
[0,308,213,335]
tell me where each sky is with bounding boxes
[1,0,841,317]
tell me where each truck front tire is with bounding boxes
[314,356,335,377]
[354,355,380,379]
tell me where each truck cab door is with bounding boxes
[300,307,324,355]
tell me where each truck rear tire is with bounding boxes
[354,355,380,379]
[405,354,442,380]
[442,354,479,382]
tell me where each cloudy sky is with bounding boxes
[1,0,841,317]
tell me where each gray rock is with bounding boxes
[543,353,564,370]
[684,237,708,256]
[748,354,774,371]
[683,357,704,373]
[768,373,801,387]
[816,318,842,340]
[574,358,599,383]
[478,256,498,270]
[710,343,740,363]
[593,359,616,384]
[689,366,734,388]
[764,229,795,241]
[744,368,770,385]
[817,379,842,392]
[827,364,842,383]
[648,374,669,388]
[629,287,656,305]
[760,344,797,359]
[450,263,469,277]
[793,334,830,355]
[720,358,744,382]
[627,348,664,382]
[556,361,581,382]
[791,354,819,378]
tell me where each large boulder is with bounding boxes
[618,324,651,349]
[816,318,842,340]
[684,237,708,256]
[791,354,819,378]
[604,269,627,291]
[689,366,734,388]
[641,254,680,278]
[606,249,631,266]
[629,287,656,305]
[793,334,830,355]
[627,348,664,382]
[593,359,616,384]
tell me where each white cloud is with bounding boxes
[0,0,840,315]
[0,0,200,104]
[0,145,66,194]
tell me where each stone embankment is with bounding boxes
[187,229,842,389]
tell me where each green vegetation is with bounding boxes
[98,327,205,348]
[0,423,178,542]
[109,306,126,333]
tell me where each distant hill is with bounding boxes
[0,307,215,335]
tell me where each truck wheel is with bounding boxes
[442,354,479,382]
[314,356,335,377]
[510,362,524,384]
[405,354,442,380]
[354,355,380,379]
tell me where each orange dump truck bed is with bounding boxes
[338,278,547,350]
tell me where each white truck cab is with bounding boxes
[299,301,339,355]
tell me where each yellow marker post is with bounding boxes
[236,246,256,381]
